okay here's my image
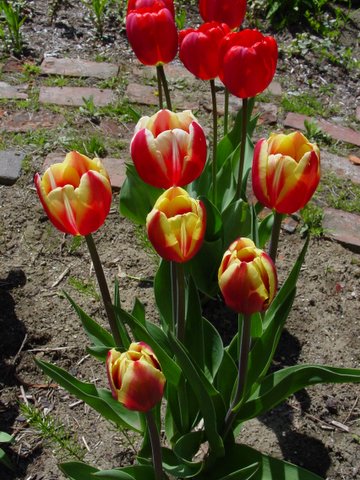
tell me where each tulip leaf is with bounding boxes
[200,196,223,242]
[162,445,203,478]
[238,364,360,423]
[167,332,225,458]
[86,345,110,361]
[187,155,212,199]
[94,465,155,479]
[258,212,274,249]
[222,199,252,247]
[36,359,143,432]
[215,349,238,407]
[64,292,115,349]
[0,432,13,443]
[184,276,205,370]
[189,238,223,298]
[203,317,224,381]
[217,152,237,211]
[119,164,163,225]
[154,260,173,331]
[114,278,131,347]
[197,443,322,480]
[114,305,182,386]
[60,461,99,479]
[131,297,146,325]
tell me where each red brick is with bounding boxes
[41,57,119,79]
[356,106,360,122]
[0,82,28,100]
[323,208,360,253]
[126,83,197,110]
[321,151,360,185]
[0,111,64,132]
[39,86,116,107]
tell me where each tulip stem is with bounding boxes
[268,211,284,264]
[85,234,122,347]
[157,64,172,110]
[171,261,186,343]
[210,79,218,205]
[224,87,229,136]
[222,314,251,440]
[236,97,248,200]
[146,410,164,480]
[156,66,164,109]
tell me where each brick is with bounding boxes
[0,150,25,185]
[43,152,126,190]
[356,106,360,122]
[2,58,23,73]
[256,102,278,125]
[132,63,195,83]
[0,111,64,132]
[126,83,197,110]
[321,151,360,185]
[323,208,360,253]
[39,86,116,107]
[40,57,119,79]
[0,82,28,100]
[284,113,360,147]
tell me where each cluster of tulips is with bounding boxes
[33,1,360,480]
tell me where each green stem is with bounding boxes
[145,410,164,480]
[210,79,218,205]
[170,261,186,343]
[85,234,122,347]
[235,97,249,199]
[268,211,284,264]
[156,65,164,110]
[157,64,172,110]
[222,314,252,439]
[224,87,229,136]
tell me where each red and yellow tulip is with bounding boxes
[34,151,112,236]
[131,109,207,188]
[106,342,166,412]
[146,187,206,263]
[252,131,321,214]
[218,237,277,315]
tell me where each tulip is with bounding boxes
[34,151,112,236]
[126,3,178,66]
[179,22,231,81]
[219,29,278,99]
[252,131,321,215]
[218,237,277,314]
[146,187,206,263]
[131,109,207,188]
[199,0,247,30]
[107,342,166,412]
[127,0,175,17]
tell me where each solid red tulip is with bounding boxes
[199,0,247,30]
[107,342,166,412]
[218,237,277,315]
[219,29,278,99]
[146,187,206,263]
[131,109,207,188]
[179,22,231,80]
[127,0,175,17]
[34,151,112,236]
[252,131,321,214]
[126,3,178,66]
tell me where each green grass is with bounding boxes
[68,276,100,301]
[301,203,324,237]
[61,134,107,158]
[281,92,338,118]
[319,172,360,214]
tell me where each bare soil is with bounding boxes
[0,2,360,480]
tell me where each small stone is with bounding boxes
[282,216,298,234]
[40,57,119,79]
[266,80,282,96]
[0,150,25,185]
[348,154,360,166]
[323,208,360,252]
[0,111,64,132]
[325,396,338,414]
[256,102,278,125]
[0,82,28,100]
[39,86,116,107]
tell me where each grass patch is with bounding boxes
[281,92,337,118]
[61,134,107,158]
[301,203,324,237]
[319,172,360,214]
[68,276,100,301]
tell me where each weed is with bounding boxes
[304,120,332,146]
[301,203,324,237]
[135,225,158,265]
[81,0,108,38]
[68,235,84,254]
[0,0,25,55]
[281,92,338,118]
[20,403,85,461]
[62,134,107,158]
[319,172,360,214]
[22,63,41,79]
[0,431,14,471]
[68,276,100,300]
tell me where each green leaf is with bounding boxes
[86,345,110,361]
[239,364,360,422]
[222,199,252,248]
[94,465,155,479]
[119,164,162,225]
[258,212,274,249]
[64,292,114,348]
[162,446,203,478]
[167,332,225,458]
[200,196,223,242]
[215,349,238,407]
[203,317,224,381]
[115,306,182,386]
[0,432,13,443]
[154,260,173,331]
[114,279,131,348]
[131,298,146,325]
[184,276,205,371]
[60,461,99,479]
[0,447,14,471]
[36,359,143,432]
[189,238,223,298]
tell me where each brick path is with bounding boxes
[0,57,359,250]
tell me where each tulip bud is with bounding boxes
[199,0,247,30]
[126,3,178,66]
[218,237,277,315]
[179,22,231,81]
[34,151,112,236]
[106,342,166,412]
[131,109,207,188]
[219,29,278,99]
[146,187,206,263]
[252,131,321,214]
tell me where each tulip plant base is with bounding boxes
[0,1,360,480]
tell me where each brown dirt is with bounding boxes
[0,2,360,480]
